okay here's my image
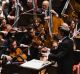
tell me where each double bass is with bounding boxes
[42,0,64,47]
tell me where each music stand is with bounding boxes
[17,13,33,27]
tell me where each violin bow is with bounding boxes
[61,0,70,16]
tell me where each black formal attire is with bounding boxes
[48,36,74,74]
[29,46,39,60]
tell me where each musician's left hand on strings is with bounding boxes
[50,10,58,17]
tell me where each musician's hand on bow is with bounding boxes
[44,16,50,20]
[6,56,12,61]
[0,31,8,35]
[1,54,12,61]
[8,15,15,20]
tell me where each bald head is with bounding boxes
[59,23,70,32]
[42,0,49,10]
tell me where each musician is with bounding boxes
[27,27,43,60]
[0,0,5,20]
[2,0,10,23]
[0,32,8,56]
[26,0,33,10]
[8,39,27,62]
[24,0,37,13]
[48,23,74,74]
[65,18,76,38]
[0,18,12,32]
[32,17,46,38]
[1,40,17,62]
[7,0,23,25]
[39,0,58,19]
[38,0,64,36]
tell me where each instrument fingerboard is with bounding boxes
[0,0,1,5]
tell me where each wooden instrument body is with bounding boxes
[10,48,27,62]
[52,15,64,35]
[42,15,64,48]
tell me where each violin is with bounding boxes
[43,35,53,48]
[32,35,42,46]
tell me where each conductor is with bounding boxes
[48,23,74,74]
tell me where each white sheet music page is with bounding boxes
[20,59,51,70]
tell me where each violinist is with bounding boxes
[29,28,42,46]
[32,17,42,32]
[32,17,46,38]
[27,28,43,60]
[0,18,12,33]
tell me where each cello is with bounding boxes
[10,47,27,62]
[9,40,27,62]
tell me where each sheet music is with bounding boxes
[20,59,51,70]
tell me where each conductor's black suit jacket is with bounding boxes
[49,36,74,74]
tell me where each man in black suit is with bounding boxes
[48,23,74,74]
